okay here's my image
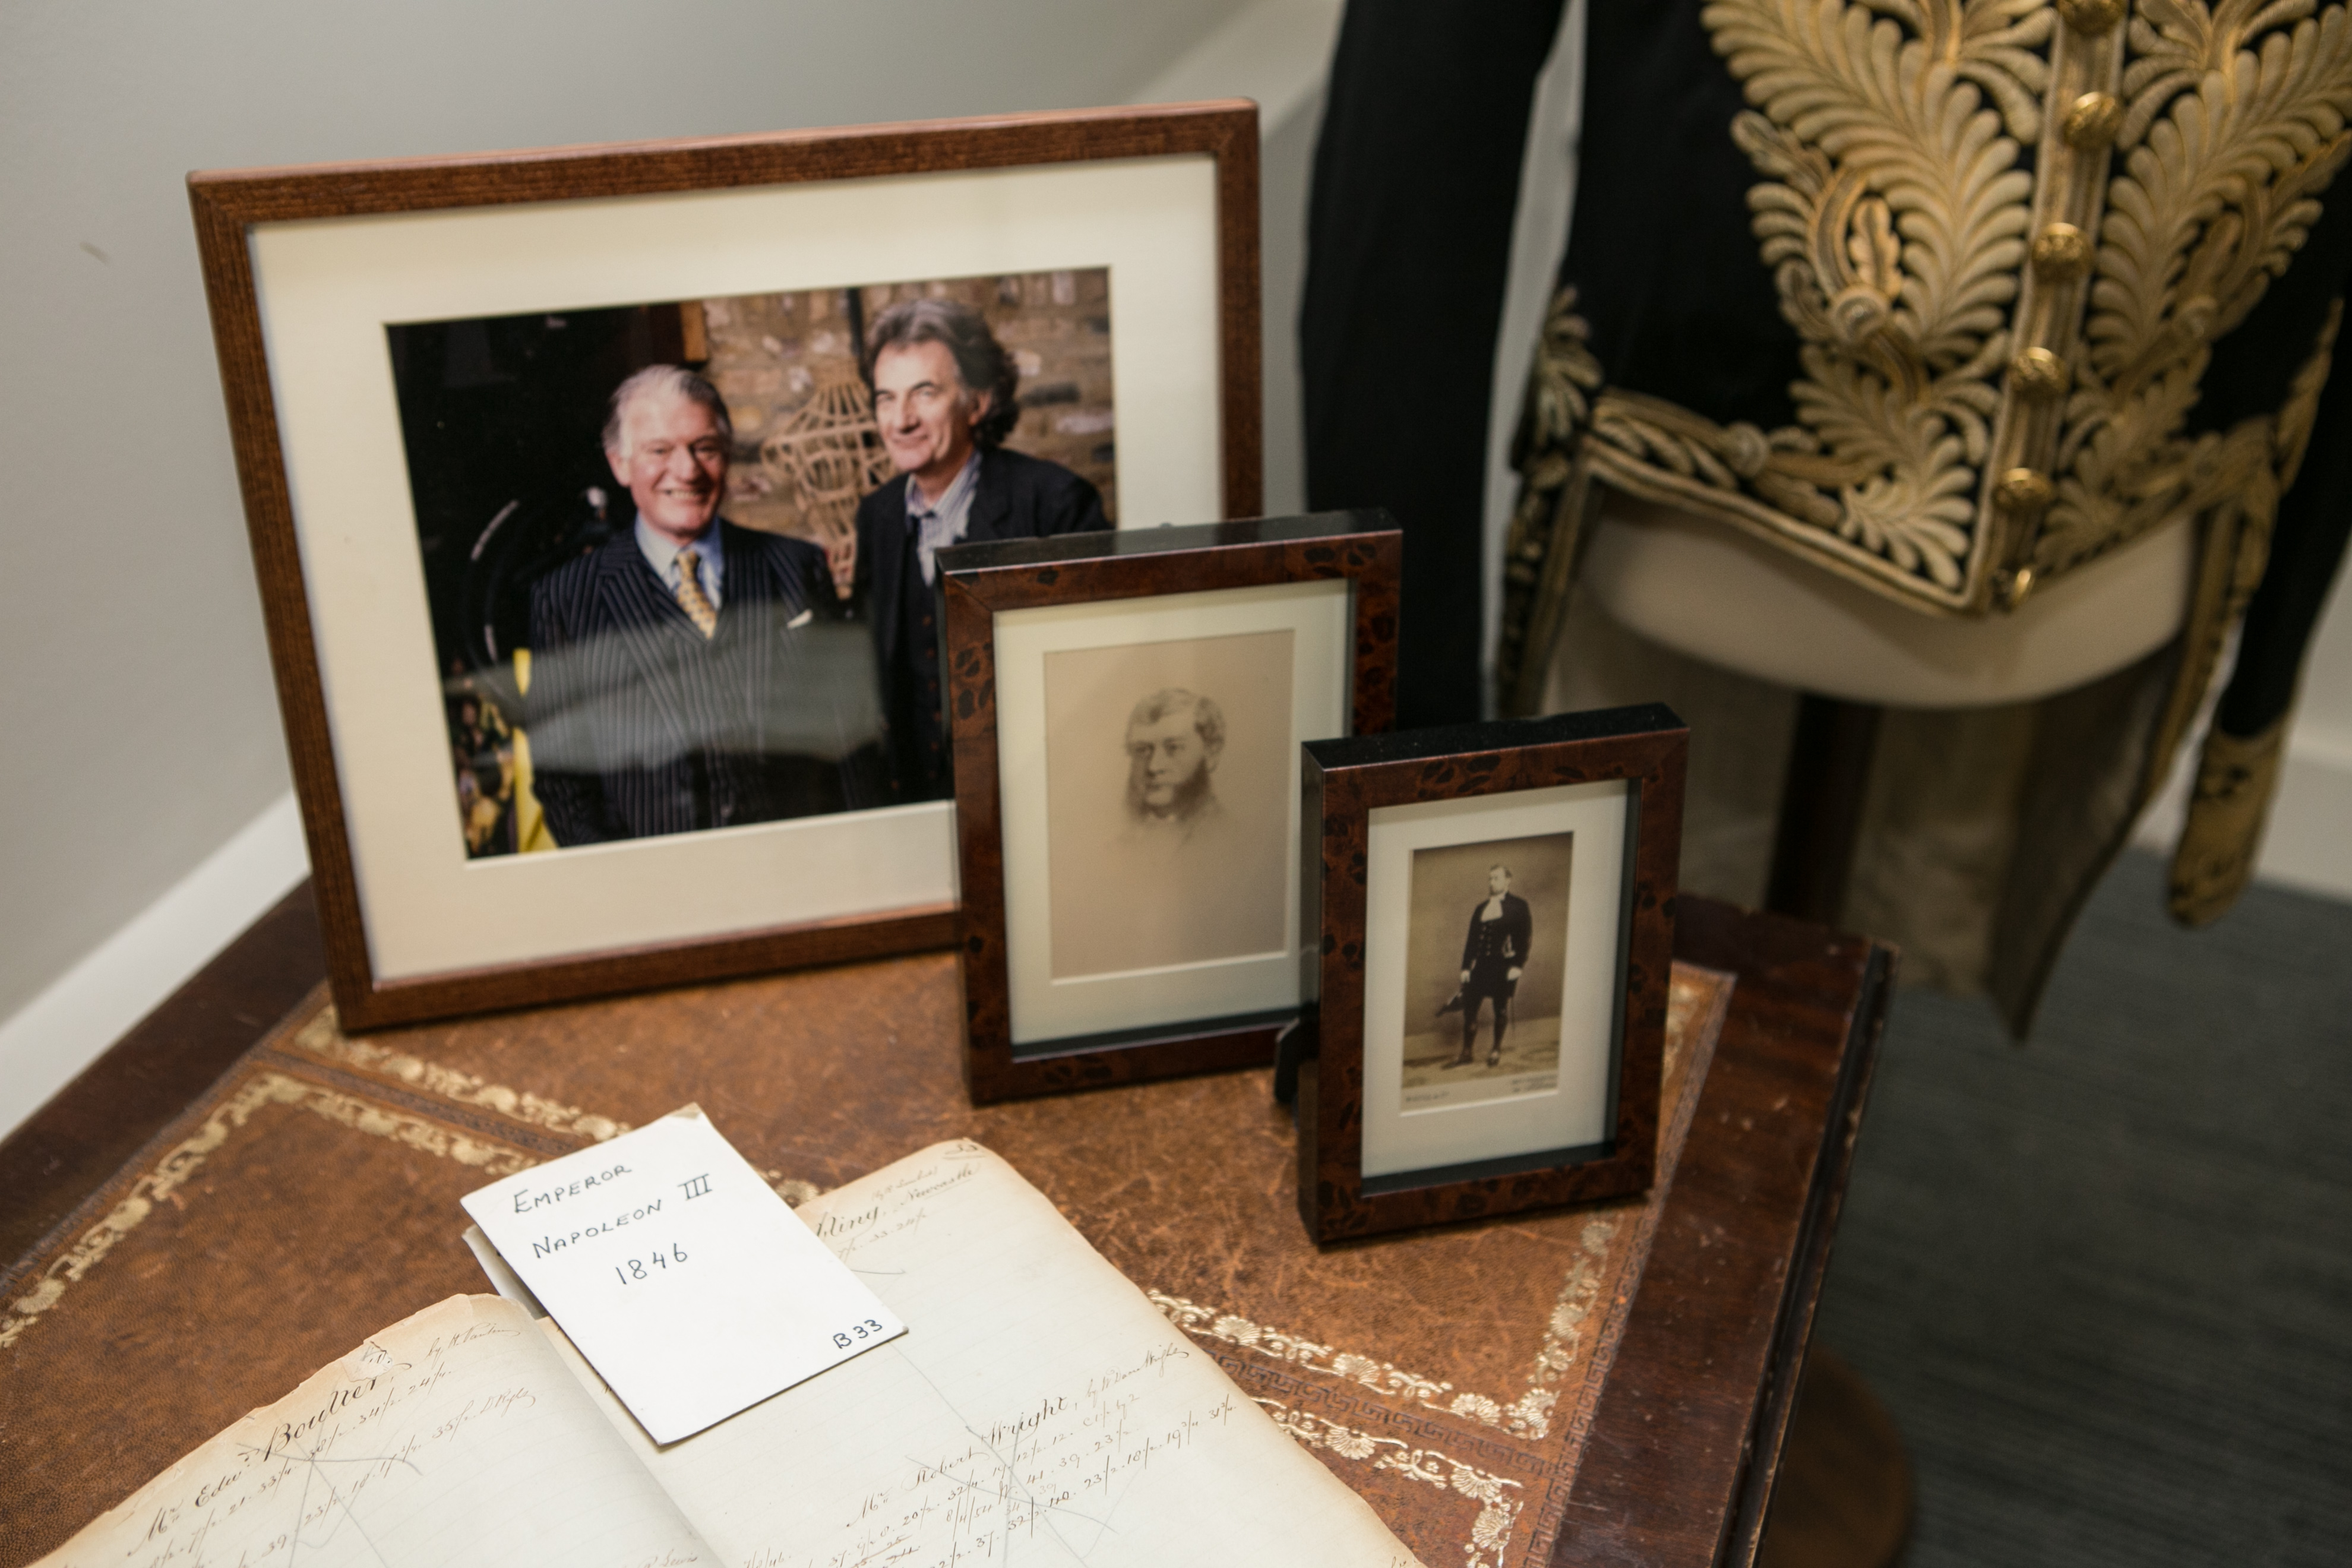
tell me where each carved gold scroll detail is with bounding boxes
[1696,0,2054,605]
[2038,0,2352,576]
[1500,1,2352,705]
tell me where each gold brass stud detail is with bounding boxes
[2065,92,2125,150]
[1998,565,2040,608]
[2032,224,2093,282]
[1996,468,2055,513]
[2056,0,2125,35]
[2010,347,2070,400]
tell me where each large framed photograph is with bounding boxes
[1288,707,1686,1243]
[188,103,1262,1029]
[942,513,1400,1104]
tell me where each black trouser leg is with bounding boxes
[1460,1004,1480,1057]
[1491,998,1509,1052]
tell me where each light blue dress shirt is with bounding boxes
[635,517,725,608]
[907,452,981,586]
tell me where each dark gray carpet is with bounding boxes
[1813,849,2352,1567]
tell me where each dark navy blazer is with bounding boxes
[854,446,1109,799]
[1460,892,1534,998]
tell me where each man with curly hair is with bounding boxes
[852,298,1110,802]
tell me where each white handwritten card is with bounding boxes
[462,1109,903,1444]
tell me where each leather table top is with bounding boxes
[0,894,1886,1568]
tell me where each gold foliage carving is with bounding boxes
[1497,289,1606,706]
[1490,2,2352,716]
[1697,0,2052,598]
[2168,710,2290,922]
[2040,0,2352,574]
[1511,286,1607,475]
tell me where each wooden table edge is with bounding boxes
[1551,899,1894,1567]
[1719,942,1893,1566]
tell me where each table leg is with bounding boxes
[1766,695,1883,926]
[1755,1346,1914,1568]
[1759,701,1911,1566]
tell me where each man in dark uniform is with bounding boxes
[852,298,1109,802]
[1450,864,1532,1068]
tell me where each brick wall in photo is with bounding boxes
[701,267,1117,544]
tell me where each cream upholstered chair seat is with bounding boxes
[1580,496,2196,708]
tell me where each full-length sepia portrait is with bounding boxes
[1397,833,1575,1114]
[1292,707,1684,1240]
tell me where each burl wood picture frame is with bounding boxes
[1286,706,1686,1243]
[186,102,1262,1030]
[943,512,1400,1105]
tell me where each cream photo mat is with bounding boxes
[1359,780,1629,1181]
[994,578,1351,1047]
[248,154,1223,982]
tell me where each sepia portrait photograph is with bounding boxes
[387,268,1118,861]
[982,567,1361,1056]
[1295,713,1682,1237]
[1353,776,1633,1184]
[1396,832,1575,1115]
[1041,629,1294,980]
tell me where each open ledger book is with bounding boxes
[36,1141,1420,1568]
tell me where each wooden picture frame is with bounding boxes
[1286,706,1686,1243]
[186,102,1262,1030]
[943,513,1401,1104]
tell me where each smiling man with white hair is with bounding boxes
[524,364,870,845]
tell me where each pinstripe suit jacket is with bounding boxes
[526,521,861,845]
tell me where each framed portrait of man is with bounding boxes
[1288,706,1687,1243]
[939,513,1401,1104]
[188,103,1262,1029]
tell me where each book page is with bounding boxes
[33,1294,713,1568]
[551,1140,1422,1567]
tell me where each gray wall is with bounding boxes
[0,0,1259,1025]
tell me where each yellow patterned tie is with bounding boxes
[674,545,718,639]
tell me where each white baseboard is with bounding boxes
[2254,734,2352,900]
[0,792,309,1142]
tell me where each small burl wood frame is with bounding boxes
[1290,706,1687,1243]
[944,513,1401,1105]
[185,102,1262,1030]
